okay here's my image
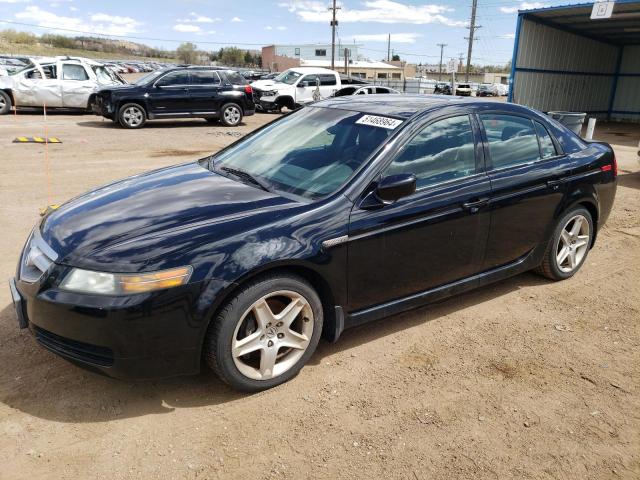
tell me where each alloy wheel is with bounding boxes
[224,106,241,125]
[555,214,590,273]
[231,290,313,380]
[122,106,144,127]
[0,96,6,109]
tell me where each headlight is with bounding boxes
[59,266,193,295]
[262,90,278,97]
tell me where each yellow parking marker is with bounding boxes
[12,137,63,144]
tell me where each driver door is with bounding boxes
[347,114,492,311]
[294,74,320,105]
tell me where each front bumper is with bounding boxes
[11,275,208,380]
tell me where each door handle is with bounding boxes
[461,197,489,213]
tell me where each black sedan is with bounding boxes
[92,66,255,128]
[11,96,617,391]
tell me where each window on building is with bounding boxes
[295,48,300,56]
[392,73,401,79]
[315,49,327,57]
[377,73,388,79]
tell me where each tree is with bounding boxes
[391,54,400,61]
[219,47,245,66]
[243,50,253,66]
[176,42,198,64]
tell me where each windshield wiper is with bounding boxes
[220,166,271,192]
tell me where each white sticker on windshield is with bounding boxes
[356,114,403,130]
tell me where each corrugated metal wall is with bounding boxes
[512,17,640,122]
[612,45,640,122]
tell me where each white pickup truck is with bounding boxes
[251,67,342,112]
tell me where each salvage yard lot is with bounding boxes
[0,106,638,479]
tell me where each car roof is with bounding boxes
[313,94,538,120]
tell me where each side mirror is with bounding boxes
[376,174,416,202]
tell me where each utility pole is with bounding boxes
[328,0,341,70]
[465,0,481,82]
[344,48,349,76]
[387,34,391,61]
[437,43,447,81]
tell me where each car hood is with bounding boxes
[252,80,287,90]
[40,162,294,271]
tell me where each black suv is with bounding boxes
[92,66,255,128]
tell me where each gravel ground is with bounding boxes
[0,105,638,480]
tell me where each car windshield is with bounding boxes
[135,70,165,85]
[274,70,303,85]
[211,107,399,199]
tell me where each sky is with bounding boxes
[0,0,588,65]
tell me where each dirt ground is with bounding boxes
[0,103,638,480]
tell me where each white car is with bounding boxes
[0,56,125,115]
[251,67,341,112]
[333,85,400,96]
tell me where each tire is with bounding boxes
[118,103,147,129]
[219,103,243,127]
[535,207,594,281]
[0,90,12,115]
[204,274,323,392]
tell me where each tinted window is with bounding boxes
[385,115,477,188]
[62,64,89,81]
[155,71,189,86]
[224,71,247,85]
[191,70,221,85]
[301,75,319,87]
[319,74,337,86]
[535,121,557,158]
[481,114,540,169]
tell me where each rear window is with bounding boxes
[224,71,247,85]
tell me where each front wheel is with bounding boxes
[118,103,146,129]
[219,103,243,127]
[0,90,12,115]
[204,274,323,392]
[535,207,593,281]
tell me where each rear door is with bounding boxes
[147,70,190,115]
[59,61,95,108]
[189,70,223,114]
[347,113,491,310]
[479,113,566,270]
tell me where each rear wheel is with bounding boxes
[535,207,593,280]
[118,103,146,129]
[219,103,243,127]
[0,90,12,115]
[204,274,323,392]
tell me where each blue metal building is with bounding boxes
[509,1,640,122]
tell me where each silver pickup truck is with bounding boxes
[0,56,125,114]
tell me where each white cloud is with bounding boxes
[265,26,273,30]
[231,16,243,22]
[173,23,202,33]
[499,2,547,14]
[497,33,515,39]
[276,25,287,30]
[14,6,142,36]
[346,32,422,43]
[177,12,221,23]
[280,0,466,26]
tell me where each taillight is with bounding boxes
[600,152,617,177]
[244,85,253,95]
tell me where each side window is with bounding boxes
[62,64,89,81]
[155,71,189,87]
[376,87,390,94]
[481,114,540,169]
[319,74,337,86]
[385,115,477,189]
[534,121,557,158]
[301,75,319,87]
[190,70,221,85]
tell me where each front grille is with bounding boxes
[33,326,115,367]
[19,231,56,283]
